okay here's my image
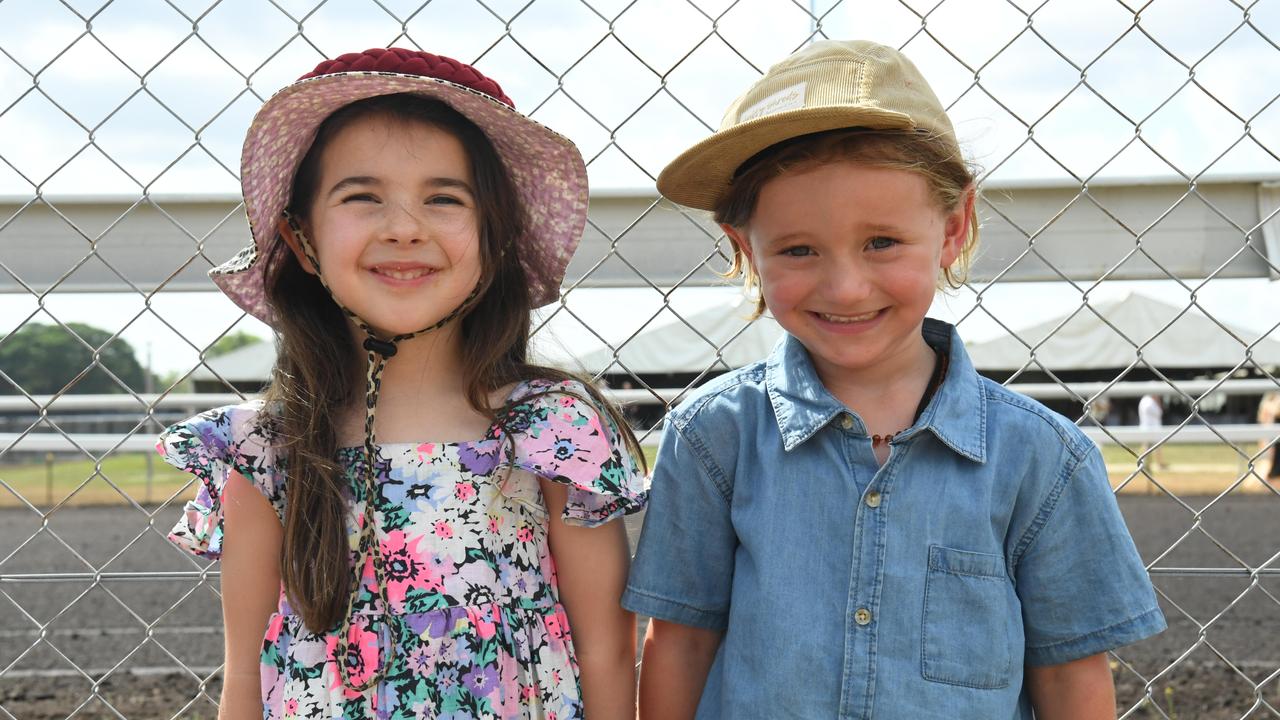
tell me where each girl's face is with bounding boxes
[725,160,970,385]
[286,114,483,338]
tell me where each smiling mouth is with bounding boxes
[371,266,436,280]
[816,309,881,324]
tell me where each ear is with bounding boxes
[721,223,755,265]
[939,185,975,269]
[277,217,317,275]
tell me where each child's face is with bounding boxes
[724,160,970,384]
[286,114,482,337]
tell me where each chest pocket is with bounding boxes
[921,545,1014,689]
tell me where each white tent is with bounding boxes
[566,289,1280,375]
[184,288,1280,381]
[963,292,1280,371]
[189,340,275,385]
[570,293,784,375]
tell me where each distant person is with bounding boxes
[1138,393,1169,470]
[157,49,646,718]
[1258,391,1280,480]
[625,39,1165,720]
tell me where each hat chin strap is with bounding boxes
[284,212,480,691]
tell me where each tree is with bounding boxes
[207,330,266,358]
[0,322,146,395]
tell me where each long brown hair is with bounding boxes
[261,94,644,632]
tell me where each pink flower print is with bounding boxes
[517,526,533,543]
[587,412,608,448]
[379,530,426,607]
[285,698,298,714]
[521,683,538,700]
[523,417,609,478]
[454,481,476,501]
[416,442,436,461]
[545,612,567,640]
[544,606,572,653]
[466,605,497,640]
[558,396,576,408]
[420,570,445,594]
[433,520,453,539]
[329,621,379,699]
[487,515,501,534]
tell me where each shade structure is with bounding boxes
[188,290,1280,383]
[569,292,783,375]
[963,292,1280,371]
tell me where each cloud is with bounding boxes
[2,0,1277,197]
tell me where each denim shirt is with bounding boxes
[623,319,1165,719]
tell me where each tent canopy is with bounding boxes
[963,292,1280,371]
[566,290,1280,375]
[188,289,1280,383]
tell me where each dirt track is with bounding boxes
[1,494,1278,718]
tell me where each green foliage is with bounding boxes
[0,322,146,395]
[206,330,265,358]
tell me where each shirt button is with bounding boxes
[865,491,881,508]
[854,608,873,626]
[840,414,854,430]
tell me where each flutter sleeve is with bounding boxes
[503,379,647,527]
[157,401,282,559]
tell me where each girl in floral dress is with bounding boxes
[159,48,646,720]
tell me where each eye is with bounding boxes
[341,193,378,203]
[781,245,814,257]
[868,236,899,251]
[427,194,465,206]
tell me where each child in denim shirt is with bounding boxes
[623,40,1165,719]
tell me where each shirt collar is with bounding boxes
[765,318,987,462]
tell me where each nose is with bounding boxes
[382,199,424,245]
[821,255,873,305]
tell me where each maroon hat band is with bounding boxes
[299,48,514,108]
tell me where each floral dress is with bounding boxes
[160,379,646,720]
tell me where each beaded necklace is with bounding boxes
[869,345,950,447]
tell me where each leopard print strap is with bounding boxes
[283,212,480,691]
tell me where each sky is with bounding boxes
[1,0,1279,378]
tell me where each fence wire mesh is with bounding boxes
[1,0,1279,718]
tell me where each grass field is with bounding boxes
[0,452,193,508]
[0,443,1273,508]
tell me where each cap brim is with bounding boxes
[656,105,916,212]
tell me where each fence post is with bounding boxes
[44,451,54,507]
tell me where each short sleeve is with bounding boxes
[1014,446,1167,666]
[158,402,282,560]
[505,380,647,527]
[622,417,736,631]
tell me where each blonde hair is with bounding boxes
[713,129,980,318]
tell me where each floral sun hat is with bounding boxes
[212,47,588,323]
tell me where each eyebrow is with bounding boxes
[763,222,907,247]
[863,223,906,234]
[326,176,475,197]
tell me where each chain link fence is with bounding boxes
[1,0,1279,718]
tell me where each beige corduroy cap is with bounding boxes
[657,39,958,211]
